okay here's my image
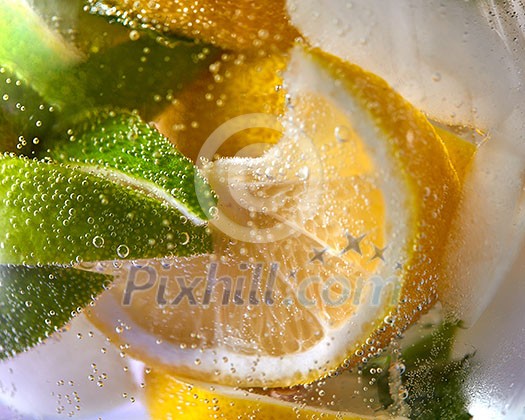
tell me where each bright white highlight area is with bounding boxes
[0,315,141,419]
[287,0,524,130]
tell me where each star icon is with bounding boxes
[340,232,366,256]
[371,245,387,261]
[310,247,328,264]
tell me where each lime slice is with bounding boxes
[73,35,218,119]
[0,110,213,358]
[0,66,56,155]
[41,109,214,223]
[0,265,110,359]
[0,0,83,109]
[0,153,211,265]
[0,1,217,362]
[1,0,216,123]
[28,0,131,54]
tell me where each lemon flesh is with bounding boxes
[156,53,288,161]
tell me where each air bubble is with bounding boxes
[181,232,190,245]
[257,29,269,39]
[296,166,310,181]
[209,206,219,218]
[92,236,104,248]
[117,244,130,258]
[129,30,140,41]
[398,387,409,400]
[335,125,351,143]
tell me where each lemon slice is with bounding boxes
[88,46,460,387]
[156,53,288,161]
[88,0,300,53]
[146,371,406,420]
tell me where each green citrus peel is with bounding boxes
[41,109,214,222]
[0,152,212,266]
[0,265,111,359]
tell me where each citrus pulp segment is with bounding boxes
[156,53,288,160]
